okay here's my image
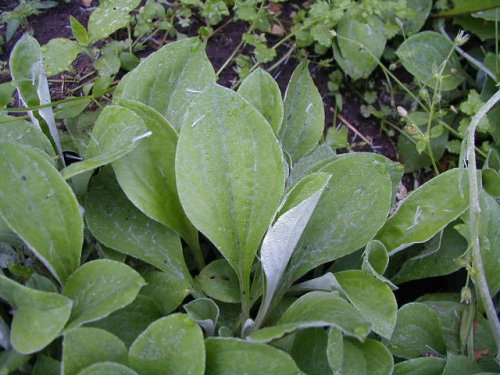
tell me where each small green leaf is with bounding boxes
[0,349,30,373]
[238,68,283,134]
[0,118,55,161]
[62,106,148,179]
[176,84,285,301]
[42,38,81,76]
[0,274,72,354]
[141,270,191,314]
[89,296,162,347]
[77,362,138,375]
[333,17,387,80]
[336,270,397,339]
[397,32,464,91]
[112,100,199,251]
[362,240,389,276]
[63,260,146,330]
[340,339,394,375]
[290,328,330,375]
[87,0,141,43]
[9,34,42,106]
[393,357,445,375]
[62,327,128,375]
[115,38,216,130]
[0,81,15,108]
[33,355,60,375]
[0,142,83,283]
[129,314,205,375]
[376,168,469,254]
[287,144,336,187]
[205,337,301,375]
[248,292,371,343]
[279,61,324,162]
[70,16,89,45]
[85,168,192,281]
[417,294,464,353]
[183,298,220,336]
[387,303,447,359]
[392,227,467,284]
[401,0,432,34]
[197,260,241,303]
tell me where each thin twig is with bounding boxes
[337,114,373,146]
[466,89,500,363]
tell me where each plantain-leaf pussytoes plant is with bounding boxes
[0,35,499,374]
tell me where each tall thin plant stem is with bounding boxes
[466,89,500,363]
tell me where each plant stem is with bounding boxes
[5,95,93,113]
[466,89,500,363]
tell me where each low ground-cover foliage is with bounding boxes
[0,31,499,374]
[1,0,500,373]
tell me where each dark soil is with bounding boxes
[1,0,397,161]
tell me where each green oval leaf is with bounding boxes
[333,17,387,80]
[112,100,198,250]
[237,68,283,134]
[62,327,128,375]
[115,38,216,130]
[176,84,285,297]
[376,168,469,254]
[87,0,141,43]
[0,275,72,354]
[9,34,41,106]
[0,142,83,283]
[205,337,301,375]
[85,168,192,282]
[387,303,447,359]
[279,61,324,162]
[197,259,241,303]
[63,260,146,330]
[42,38,81,77]
[248,291,371,343]
[336,270,397,339]
[129,314,205,375]
[396,32,464,91]
[288,153,393,282]
[62,106,148,180]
